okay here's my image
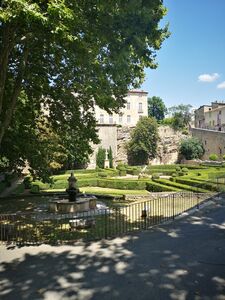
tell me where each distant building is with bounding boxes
[94,90,148,127]
[88,90,148,168]
[195,101,225,131]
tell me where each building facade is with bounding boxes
[195,101,225,131]
[88,90,148,168]
[94,90,148,127]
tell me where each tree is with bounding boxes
[128,117,158,165]
[148,96,167,121]
[0,0,169,178]
[179,137,204,160]
[168,104,192,130]
[108,146,113,168]
[96,147,106,169]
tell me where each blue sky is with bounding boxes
[141,0,225,109]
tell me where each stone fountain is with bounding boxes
[49,172,96,213]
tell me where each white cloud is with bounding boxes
[217,81,225,89]
[198,73,220,82]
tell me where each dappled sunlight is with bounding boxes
[1,196,225,299]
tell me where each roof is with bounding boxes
[128,90,148,95]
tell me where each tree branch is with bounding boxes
[0,24,15,116]
[0,39,29,148]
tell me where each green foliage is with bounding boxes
[146,181,180,192]
[181,167,188,174]
[209,154,218,161]
[179,138,204,160]
[175,178,218,192]
[128,117,158,165]
[0,0,169,179]
[23,176,32,189]
[148,96,167,121]
[167,104,193,130]
[96,147,106,169]
[30,185,40,194]
[223,155,225,160]
[152,173,160,180]
[108,147,113,168]
[98,172,108,178]
[98,179,146,190]
[155,179,208,193]
[176,166,181,172]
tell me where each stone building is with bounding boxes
[88,90,148,168]
[94,90,148,127]
[193,101,225,160]
[195,101,225,131]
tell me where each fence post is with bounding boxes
[172,194,175,219]
[104,209,107,239]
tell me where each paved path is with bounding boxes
[1,196,225,300]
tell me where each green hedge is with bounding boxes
[175,178,218,192]
[145,169,176,176]
[31,185,40,193]
[154,179,209,193]
[146,181,180,192]
[97,179,146,190]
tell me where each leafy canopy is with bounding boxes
[168,104,193,130]
[128,116,158,165]
[148,96,167,121]
[179,137,204,160]
[0,0,169,178]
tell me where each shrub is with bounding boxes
[177,171,185,176]
[182,167,188,173]
[96,147,106,169]
[97,179,146,190]
[23,176,32,189]
[176,166,181,172]
[172,173,177,177]
[108,146,113,168]
[175,178,218,192]
[119,170,127,176]
[155,178,208,193]
[209,154,218,161]
[128,116,158,165]
[98,172,108,178]
[146,181,180,192]
[31,184,40,193]
[116,163,126,171]
[152,173,160,180]
[179,137,204,160]
[170,177,176,182]
[223,155,225,161]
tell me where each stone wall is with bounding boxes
[191,128,225,160]
[115,125,188,165]
[88,125,118,169]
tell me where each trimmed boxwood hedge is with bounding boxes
[97,179,146,190]
[154,179,209,193]
[175,178,218,192]
[146,181,180,192]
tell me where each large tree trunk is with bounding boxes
[0,38,29,149]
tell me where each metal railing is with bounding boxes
[0,192,215,245]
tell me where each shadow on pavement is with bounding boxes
[1,197,225,300]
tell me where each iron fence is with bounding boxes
[0,192,215,245]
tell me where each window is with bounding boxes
[109,114,113,124]
[127,102,131,110]
[127,115,131,123]
[100,114,104,124]
[119,113,123,123]
[138,102,143,113]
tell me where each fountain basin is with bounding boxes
[49,197,97,213]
